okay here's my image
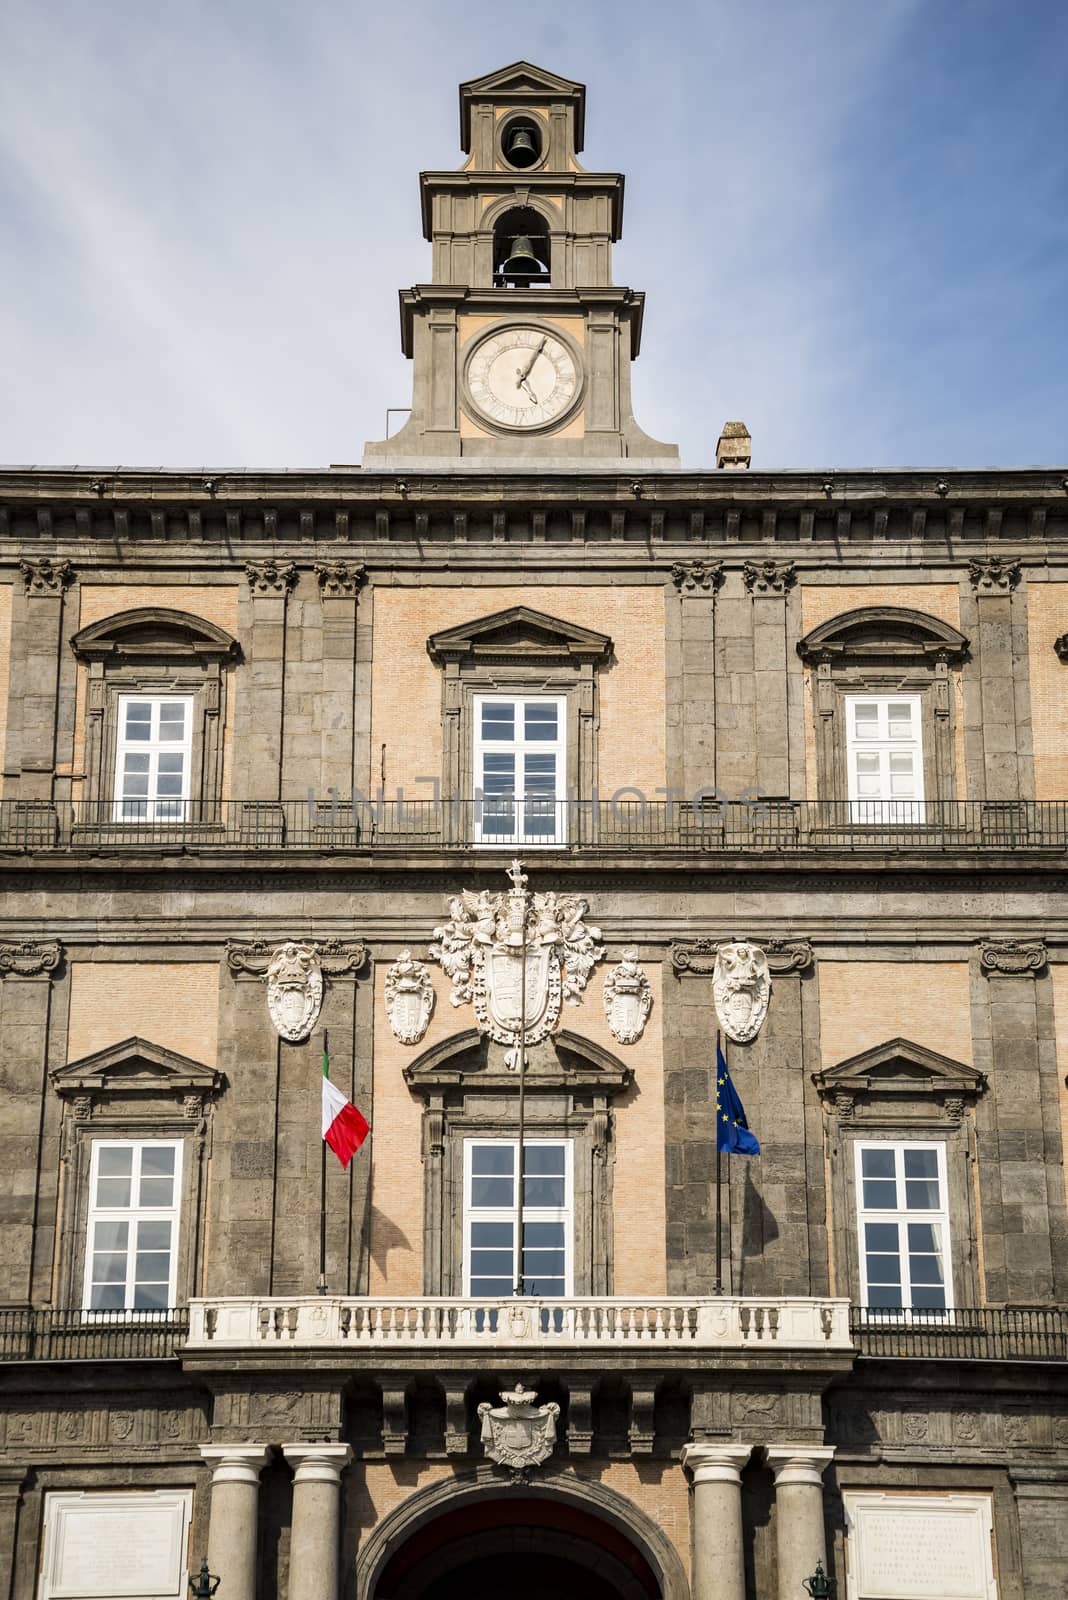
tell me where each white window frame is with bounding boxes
[113,694,194,822]
[462,1136,573,1297]
[855,1139,953,1320]
[472,692,567,847]
[845,692,925,823]
[83,1139,182,1316]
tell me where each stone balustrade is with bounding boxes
[186,1294,851,1351]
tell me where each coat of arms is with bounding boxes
[603,947,652,1044]
[713,940,771,1043]
[266,942,324,1042]
[478,1382,560,1479]
[384,950,435,1044]
[429,861,604,1058]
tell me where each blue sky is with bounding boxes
[1,0,1065,470]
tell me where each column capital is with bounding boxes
[200,1446,270,1484]
[766,1445,836,1487]
[682,1443,753,1484]
[283,1443,353,1483]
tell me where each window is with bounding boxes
[855,1141,951,1317]
[114,696,193,821]
[83,1140,182,1312]
[845,694,924,822]
[473,694,567,846]
[463,1138,572,1296]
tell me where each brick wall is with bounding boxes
[1026,583,1068,800]
[818,960,973,1069]
[66,961,220,1065]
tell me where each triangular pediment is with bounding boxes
[813,1037,986,1098]
[52,1036,224,1097]
[427,606,612,666]
[461,61,584,98]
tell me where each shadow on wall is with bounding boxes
[737,1164,780,1295]
[369,1206,412,1281]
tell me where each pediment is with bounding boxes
[71,607,239,665]
[52,1036,224,1098]
[459,62,586,152]
[813,1037,986,1100]
[404,1026,631,1095]
[427,606,612,667]
[797,607,969,664]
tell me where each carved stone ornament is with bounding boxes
[671,560,724,593]
[384,950,435,1045]
[969,555,1021,592]
[743,559,796,594]
[603,948,652,1044]
[266,942,323,1041]
[713,941,771,1043]
[0,941,62,977]
[20,557,73,595]
[315,560,367,598]
[245,558,298,595]
[1055,633,1068,664]
[478,1383,560,1479]
[979,938,1047,976]
[429,861,605,1057]
[673,937,811,978]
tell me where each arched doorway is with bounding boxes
[359,1475,688,1600]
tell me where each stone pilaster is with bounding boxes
[962,558,1033,802]
[200,1447,269,1600]
[0,944,62,1304]
[669,563,723,795]
[767,1446,835,1600]
[5,560,73,799]
[682,1443,752,1600]
[283,1444,352,1600]
[232,560,297,802]
[0,1469,27,1600]
[312,562,367,800]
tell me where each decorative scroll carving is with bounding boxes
[764,939,814,974]
[969,555,1021,592]
[20,558,73,596]
[743,560,796,594]
[227,939,367,1041]
[603,948,652,1044]
[227,939,367,979]
[428,861,604,1052]
[713,941,770,1043]
[979,939,1047,976]
[478,1383,559,1479]
[0,941,62,977]
[315,560,367,598]
[245,559,298,595]
[384,951,435,1045]
[671,939,719,976]
[671,560,724,593]
[673,937,811,980]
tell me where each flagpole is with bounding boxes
[714,1028,723,1296]
[318,1028,328,1295]
[514,880,527,1298]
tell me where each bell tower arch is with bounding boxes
[363,60,678,466]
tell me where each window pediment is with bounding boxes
[71,608,239,666]
[51,1036,224,1100]
[427,606,612,668]
[813,1036,986,1104]
[797,607,969,665]
[404,1026,631,1095]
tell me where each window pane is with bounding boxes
[98,1147,133,1177]
[852,703,879,737]
[868,1284,904,1309]
[157,704,187,738]
[134,1251,171,1282]
[911,1285,947,1309]
[470,1249,514,1277]
[481,704,514,741]
[90,1283,126,1311]
[524,1145,565,1174]
[862,1178,897,1209]
[524,703,558,740]
[861,1149,896,1178]
[887,702,914,735]
[132,1282,170,1310]
[139,1177,176,1208]
[903,1149,938,1178]
[137,1219,172,1251]
[865,1253,902,1286]
[470,1220,513,1248]
[908,1253,944,1285]
[472,1146,514,1174]
[470,1276,513,1297]
[523,1220,565,1247]
[141,1147,176,1177]
[471,1175,514,1207]
[524,1174,565,1207]
[93,1220,129,1252]
[864,1222,900,1252]
[123,704,152,739]
[92,1251,128,1284]
[524,1273,566,1295]
[906,1222,939,1253]
[95,1177,133,1209]
[905,1176,941,1209]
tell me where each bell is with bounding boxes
[501,235,545,279]
[504,126,539,167]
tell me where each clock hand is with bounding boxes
[519,378,539,405]
[517,337,547,385]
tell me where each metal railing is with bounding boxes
[850,1306,1068,1362]
[0,1307,189,1362]
[1,797,1066,853]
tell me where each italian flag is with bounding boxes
[321,1035,369,1168]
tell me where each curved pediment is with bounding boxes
[404,1026,631,1095]
[797,606,969,665]
[813,1036,986,1102]
[427,606,613,668]
[71,607,239,665]
[52,1036,224,1098]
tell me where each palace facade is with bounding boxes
[1,59,1067,1600]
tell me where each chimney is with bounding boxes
[716,421,752,470]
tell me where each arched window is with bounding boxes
[492,205,551,286]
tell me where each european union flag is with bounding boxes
[715,1045,760,1156]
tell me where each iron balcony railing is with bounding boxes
[850,1305,1068,1362]
[1,797,1066,853]
[0,1307,189,1362]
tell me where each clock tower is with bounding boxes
[363,61,679,465]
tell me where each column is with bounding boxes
[199,1447,268,1600]
[767,1446,835,1600]
[682,1443,752,1600]
[284,1444,352,1600]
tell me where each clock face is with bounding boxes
[465,326,580,431]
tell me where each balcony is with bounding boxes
[185,1294,852,1352]
[0,798,1065,856]
[850,1306,1068,1362]
[0,1307,189,1362]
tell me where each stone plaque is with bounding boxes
[844,1492,996,1600]
[41,1490,193,1600]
